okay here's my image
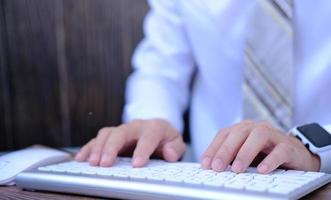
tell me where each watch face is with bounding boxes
[298,123,331,148]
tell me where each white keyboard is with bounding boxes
[16,157,331,200]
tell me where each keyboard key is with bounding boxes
[183,177,203,185]
[81,168,98,175]
[269,186,295,195]
[283,170,305,175]
[203,179,227,187]
[303,171,325,178]
[245,184,268,192]
[224,181,247,189]
[96,169,114,176]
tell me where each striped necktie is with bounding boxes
[243,0,293,131]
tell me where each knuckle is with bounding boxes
[233,127,248,136]
[278,142,288,149]
[233,121,255,135]
[252,129,263,137]
[206,146,218,156]
[91,146,102,154]
[270,150,283,162]
[89,138,96,144]
[279,142,293,154]
[97,127,111,137]
[219,144,232,156]
[278,142,287,147]
[286,146,294,155]
[147,120,163,130]
[129,119,144,128]
[117,124,128,130]
[217,128,227,135]
[102,145,118,154]
[252,128,269,140]
[215,131,222,138]
[147,120,170,136]
[133,146,147,156]
[241,120,254,125]
[112,127,132,143]
[229,127,249,139]
[114,125,128,135]
[258,121,272,130]
[253,125,269,134]
[140,133,154,142]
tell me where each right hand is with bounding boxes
[75,119,186,168]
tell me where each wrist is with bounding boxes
[290,123,331,173]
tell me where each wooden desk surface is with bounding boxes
[1,183,331,200]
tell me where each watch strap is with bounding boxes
[319,149,331,173]
[319,124,331,173]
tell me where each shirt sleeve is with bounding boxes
[122,0,195,133]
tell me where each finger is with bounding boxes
[257,142,292,174]
[161,136,186,162]
[200,128,230,169]
[88,128,112,166]
[232,126,270,173]
[75,138,96,161]
[202,120,255,169]
[99,126,129,167]
[211,125,253,172]
[132,130,165,167]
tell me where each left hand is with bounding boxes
[200,120,321,174]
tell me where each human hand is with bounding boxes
[75,119,186,167]
[201,120,320,174]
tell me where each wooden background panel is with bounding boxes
[2,0,67,150]
[0,0,149,151]
[0,0,13,150]
[63,0,148,145]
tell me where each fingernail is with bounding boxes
[133,157,144,167]
[165,147,178,161]
[201,157,211,169]
[258,163,269,174]
[100,154,109,165]
[212,158,225,171]
[232,160,243,173]
[89,153,98,163]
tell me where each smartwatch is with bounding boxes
[290,123,331,173]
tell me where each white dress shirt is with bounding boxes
[123,0,331,166]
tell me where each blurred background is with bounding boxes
[0,0,292,151]
[0,0,148,151]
